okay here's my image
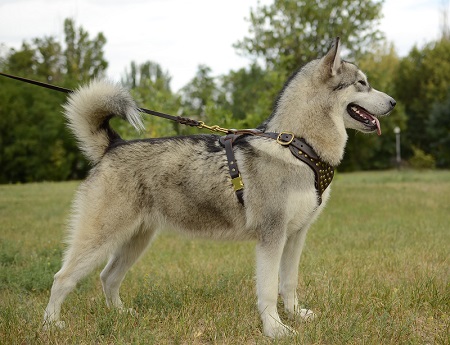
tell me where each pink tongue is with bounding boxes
[362,110,381,136]
[373,116,381,136]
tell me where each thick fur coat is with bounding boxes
[43,38,395,337]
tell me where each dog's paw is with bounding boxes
[42,320,66,331]
[299,308,316,321]
[119,307,138,317]
[263,321,297,338]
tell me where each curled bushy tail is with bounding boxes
[64,80,144,164]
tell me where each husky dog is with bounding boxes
[43,38,395,337]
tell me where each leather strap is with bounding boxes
[257,132,334,204]
[223,134,245,206]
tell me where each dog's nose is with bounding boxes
[390,98,396,108]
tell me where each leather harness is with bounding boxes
[219,130,334,207]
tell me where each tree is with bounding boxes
[220,63,280,122]
[235,0,384,76]
[180,65,217,117]
[63,18,107,86]
[211,63,286,131]
[394,38,450,157]
[427,88,450,167]
[121,61,180,138]
[0,19,108,183]
[0,76,72,182]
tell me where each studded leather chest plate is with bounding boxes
[219,131,335,206]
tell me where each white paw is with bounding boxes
[42,320,65,331]
[119,307,138,317]
[299,308,316,321]
[263,321,297,338]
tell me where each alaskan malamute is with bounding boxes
[43,38,396,338]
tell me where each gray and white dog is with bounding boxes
[43,38,395,337]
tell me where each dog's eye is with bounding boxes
[358,80,367,86]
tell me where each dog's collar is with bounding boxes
[219,130,334,206]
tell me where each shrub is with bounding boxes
[409,146,436,169]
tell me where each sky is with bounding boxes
[0,0,445,91]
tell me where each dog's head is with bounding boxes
[265,38,397,164]
[319,37,396,135]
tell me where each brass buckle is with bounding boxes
[276,132,295,146]
[231,175,244,191]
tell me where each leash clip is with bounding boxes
[197,121,230,134]
[276,132,295,146]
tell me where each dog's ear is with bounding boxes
[322,37,342,76]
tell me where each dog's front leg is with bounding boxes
[256,237,295,338]
[279,229,315,321]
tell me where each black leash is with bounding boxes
[0,71,334,206]
[0,72,72,94]
[0,71,222,131]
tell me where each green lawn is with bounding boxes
[0,171,449,344]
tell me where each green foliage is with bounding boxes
[409,146,436,170]
[0,79,77,182]
[219,64,284,126]
[1,7,450,183]
[179,64,283,135]
[120,61,180,138]
[63,18,108,85]
[180,64,217,117]
[235,0,384,75]
[0,19,107,183]
[394,39,450,155]
[427,88,450,167]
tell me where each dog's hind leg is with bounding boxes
[43,240,112,329]
[100,225,156,312]
[43,194,143,329]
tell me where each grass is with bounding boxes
[0,170,449,344]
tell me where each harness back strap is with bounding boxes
[223,136,245,205]
[219,131,334,206]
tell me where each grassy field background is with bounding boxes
[0,170,449,344]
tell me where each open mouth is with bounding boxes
[347,104,381,135]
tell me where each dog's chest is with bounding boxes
[284,188,320,235]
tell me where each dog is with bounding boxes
[43,37,396,338]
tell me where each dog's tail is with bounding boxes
[63,79,144,164]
